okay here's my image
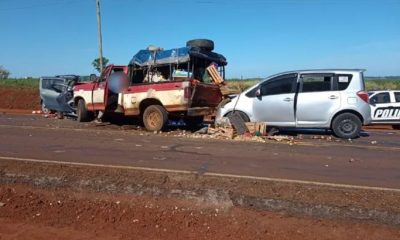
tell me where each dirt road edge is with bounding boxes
[0,158,399,225]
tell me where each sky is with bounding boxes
[0,0,399,78]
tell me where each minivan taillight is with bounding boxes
[357,91,369,103]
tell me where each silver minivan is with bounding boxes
[216,69,371,139]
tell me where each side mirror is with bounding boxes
[90,74,97,82]
[255,88,262,99]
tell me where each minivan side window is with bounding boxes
[260,74,297,96]
[42,79,64,90]
[370,92,391,104]
[335,74,353,91]
[300,74,333,93]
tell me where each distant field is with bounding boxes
[226,78,400,91]
[0,78,39,88]
[0,78,399,92]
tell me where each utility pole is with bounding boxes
[96,0,104,72]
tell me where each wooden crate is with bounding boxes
[245,122,267,135]
[206,65,224,85]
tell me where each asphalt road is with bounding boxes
[0,113,399,189]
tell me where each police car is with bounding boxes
[368,90,400,129]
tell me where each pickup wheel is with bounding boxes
[77,99,91,122]
[331,113,362,139]
[143,105,168,132]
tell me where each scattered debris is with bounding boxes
[207,126,234,139]
[267,135,294,142]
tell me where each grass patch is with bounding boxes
[0,78,39,88]
[365,80,400,91]
[226,78,400,92]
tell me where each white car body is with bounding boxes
[369,90,400,126]
[217,69,372,138]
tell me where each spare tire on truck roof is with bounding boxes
[186,39,214,51]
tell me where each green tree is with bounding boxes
[0,66,10,79]
[92,57,109,73]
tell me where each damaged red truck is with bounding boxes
[73,40,226,131]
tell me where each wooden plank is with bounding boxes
[228,112,248,135]
[206,65,224,85]
[245,122,256,134]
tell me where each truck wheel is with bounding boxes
[77,99,91,122]
[143,105,168,131]
[392,125,400,130]
[332,113,362,139]
[186,39,214,51]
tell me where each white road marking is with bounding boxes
[0,156,399,193]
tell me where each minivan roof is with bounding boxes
[264,69,366,80]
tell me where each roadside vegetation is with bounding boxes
[225,78,400,92]
[0,78,39,88]
[0,77,399,91]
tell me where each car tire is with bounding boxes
[41,101,50,114]
[331,113,362,139]
[186,39,214,51]
[392,125,400,130]
[143,105,168,132]
[77,99,91,122]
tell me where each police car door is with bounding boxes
[370,92,394,123]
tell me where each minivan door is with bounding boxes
[252,73,297,126]
[296,73,340,127]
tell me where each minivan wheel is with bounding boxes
[226,111,250,122]
[331,113,362,139]
[143,105,168,132]
[41,102,50,114]
[392,125,400,130]
[77,99,91,122]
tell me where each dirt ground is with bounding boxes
[0,184,399,240]
[0,86,39,110]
